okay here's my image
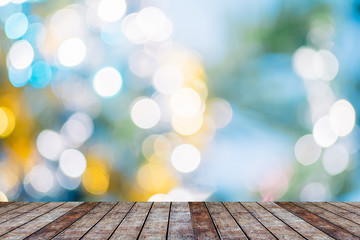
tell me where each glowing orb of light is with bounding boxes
[36,130,65,161]
[322,144,349,175]
[8,66,31,87]
[171,144,201,173]
[153,65,183,94]
[29,61,52,88]
[59,149,87,178]
[9,40,34,69]
[313,116,338,148]
[57,38,86,67]
[93,67,122,97]
[130,98,161,129]
[329,99,356,137]
[5,12,28,39]
[294,134,322,166]
[0,107,15,138]
[170,88,202,117]
[98,0,126,22]
[29,165,54,193]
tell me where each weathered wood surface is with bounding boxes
[0,202,359,239]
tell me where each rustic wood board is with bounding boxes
[0,201,359,239]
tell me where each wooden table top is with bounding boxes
[0,202,359,239]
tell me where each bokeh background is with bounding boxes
[0,0,359,202]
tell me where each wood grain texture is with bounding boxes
[109,202,152,239]
[168,202,195,240]
[223,202,275,240]
[0,202,11,208]
[53,202,116,239]
[241,202,305,239]
[312,202,360,225]
[138,202,170,239]
[188,202,220,239]
[259,202,333,240]
[81,202,134,239]
[0,202,63,236]
[0,202,46,224]
[277,202,359,240]
[25,202,98,240]
[329,202,360,215]
[0,202,28,215]
[206,202,248,240]
[295,202,360,237]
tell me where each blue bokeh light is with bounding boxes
[8,65,32,87]
[29,61,52,88]
[5,12,28,39]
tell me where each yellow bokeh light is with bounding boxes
[82,160,109,195]
[136,163,175,192]
[0,191,8,201]
[0,107,15,138]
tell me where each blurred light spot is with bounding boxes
[36,130,65,161]
[293,47,338,81]
[50,8,83,40]
[98,0,126,22]
[136,7,173,42]
[29,165,54,193]
[294,134,322,165]
[171,144,201,173]
[11,0,27,3]
[131,98,161,129]
[57,38,86,67]
[172,114,203,136]
[0,0,10,6]
[121,13,146,44]
[322,144,349,175]
[5,12,28,39]
[258,170,288,200]
[0,107,15,138]
[8,66,31,87]
[82,165,109,195]
[93,67,122,97]
[137,163,174,191]
[171,88,201,117]
[9,40,34,69]
[153,65,183,94]
[329,99,356,137]
[61,112,93,148]
[142,134,159,159]
[313,116,338,148]
[29,61,52,88]
[206,98,233,129]
[129,50,157,78]
[300,182,327,201]
[101,21,125,45]
[56,170,81,190]
[24,22,46,46]
[148,193,171,202]
[0,191,8,201]
[59,149,87,178]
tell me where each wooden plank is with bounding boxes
[277,202,359,240]
[223,202,275,240]
[81,202,134,239]
[0,202,63,236]
[52,202,116,239]
[0,202,29,215]
[313,202,360,225]
[138,202,170,239]
[168,202,195,240]
[0,202,46,224]
[205,202,248,240]
[329,202,360,215]
[241,202,305,239]
[188,202,220,239]
[2,202,82,239]
[0,202,11,208]
[259,202,333,240]
[346,202,360,208]
[295,202,360,237]
[109,202,153,239]
[25,202,98,240]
